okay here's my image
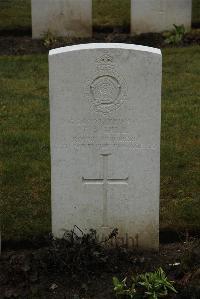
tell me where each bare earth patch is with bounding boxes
[0,30,200,56]
[0,233,200,299]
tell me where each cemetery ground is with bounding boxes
[1,45,200,242]
[0,43,200,298]
[0,1,200,299]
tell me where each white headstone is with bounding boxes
[131,0,192,34]
[32,0,92,38]
[49,43,162,250]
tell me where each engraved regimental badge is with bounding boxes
[85,53,127,114]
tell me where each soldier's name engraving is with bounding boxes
[68,117,131,133]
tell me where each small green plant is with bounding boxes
[113,277,137,298]
[164,24,186,45]
[138,267,177,298]
[42,30,57,48]
[113,267,177,298]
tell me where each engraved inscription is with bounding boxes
[69,117,130,133]
[72,135,138,149]
[59,117,157,151]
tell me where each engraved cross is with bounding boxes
[82,154,128,226]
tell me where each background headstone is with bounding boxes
[131,0,192,34]
[49,43,162,250]
[32,0,92,38]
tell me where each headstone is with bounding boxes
[131,0,192,34]
[49,43,162,250]
[31,0,92,38]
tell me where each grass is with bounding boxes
[0,0,199,32]
[0,55,50,240]
[0,46,200,241]
[160,46,200,231]
[193,0,200,26]
[0,0,31,32]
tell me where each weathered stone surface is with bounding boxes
[49,43,162,250]
[31,0,92,38]
[131,0,192,34]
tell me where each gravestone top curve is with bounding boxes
[49,43,161,56]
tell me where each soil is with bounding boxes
[0,30,199,56]
[0,231,200,299]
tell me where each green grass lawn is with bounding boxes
[160,46,200,231]
[0,0,199,32]
[0,55,50,240]
[0,46,200,241]
[0,0,31,32]
[193,0,200,25]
